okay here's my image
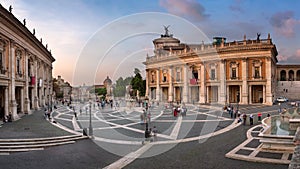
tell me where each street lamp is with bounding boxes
[237,92,240,112]
[89,100,93,136]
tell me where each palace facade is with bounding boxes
[0,5,55,120]
[144,30,278,105]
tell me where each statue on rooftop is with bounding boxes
[257,33,261,41]
[9,5,12,13]
[33,28,35,35]
[23,19,26,26]
[163,25,170,36]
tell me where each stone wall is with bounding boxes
[276,81,300,101]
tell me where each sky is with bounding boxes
[1,0,300,86]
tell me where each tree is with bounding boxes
[113,77,133,97]
[131,68,146,97]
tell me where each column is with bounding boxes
[249,85,252,104]
[145,70,149,98]
[20,88,24,113]
[182,65,188,103]
[206,86,209,103]
[241,58,248,104]
[239,85,242,104]
[9,40,18,120]
[199,64,206,103]
[219,60,226,104]
[168,67,173,102]
[263,85,266,103]
[156,69,160,102]
[265,57,273,105]
[198,67,201,103]
[24,51,30,114]
[226,86,229,104]
[4,87,9,117]
[33,59,39,109]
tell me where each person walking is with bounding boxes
[242,113,247,125]
[249,114,254,125]
[258,112,262,122]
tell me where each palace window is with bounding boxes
[151,71,155,83]
[231,68,237,79]
[192,69,198,79]
[176,67,181,82]
[0,49,5,74]
[230,61,239,80]
[16,50,22,76]
[254,67,260,78]
[162,70,167,82]
[0,51,3,71]
[252,60,262,79]
[210,69,216,80]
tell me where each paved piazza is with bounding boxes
[52,101,241,167]
[50,102,292,168]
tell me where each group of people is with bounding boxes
[225,105,271,125]
[140,109,151,124]
[173,106,187,117]
[144,123,158,143]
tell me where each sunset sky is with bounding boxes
[1,0,300,86]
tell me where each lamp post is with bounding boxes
[89,100,93,136]
[237,92,240,112]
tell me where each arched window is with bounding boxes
[297,70,300,81]
[288,70,294,81]
[280,70,286,81]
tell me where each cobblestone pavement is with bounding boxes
[0,102,292,169]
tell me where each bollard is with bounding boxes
[83,128,88,136]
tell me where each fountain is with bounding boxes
[258,108,300,152]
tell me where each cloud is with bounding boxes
[297,49,300,57]
[269,11,300,38]
[229,0,244,13]
[278,48,300,63]
[159,0,209,22]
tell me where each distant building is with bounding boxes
[144,28,278,105]
[103,76,113,99]
[53,76,72,101]
[0,5,55,120]
[276,64,300,100]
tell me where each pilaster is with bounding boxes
[241,58,248,104]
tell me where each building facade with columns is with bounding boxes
[0,5,55,120]
[144,30,278,105]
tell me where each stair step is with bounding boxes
[0,141,76,149]
[0,136,88,146]
[0,148,44,153]
[0,134,83,142]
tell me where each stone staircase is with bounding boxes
[0,135,88,154]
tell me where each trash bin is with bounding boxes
[83,128,88,136]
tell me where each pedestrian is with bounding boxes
[242,113,247,125]
[234,110,237,119]
[258,112,262,122]
[147,112,151,123]
[249,114,254,125]
[173,107,178,117]
[74,111,77,120]
[230,108,233,118]
[153,126,158,136]
[140,113,144,124]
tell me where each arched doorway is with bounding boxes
[288,70,294,81]
[297,70,300,81]
[280,70,286,81]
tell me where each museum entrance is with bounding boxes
[252,85,263,103]
[229,85,240,103]
[208,86,218,103]
[162,87,168,102]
